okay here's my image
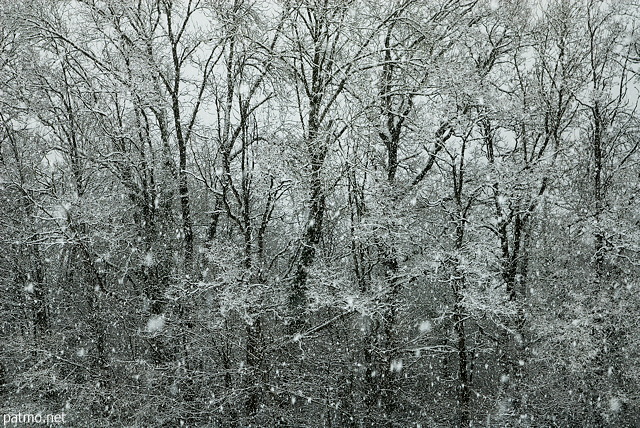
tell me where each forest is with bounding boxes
[1,0,639,426]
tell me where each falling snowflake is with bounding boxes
[142,252,155,267]
[345,296,355,310]
[146,315,165,333]
[609,397,622,412]
[419,320,433,333]
[390,359,403,373]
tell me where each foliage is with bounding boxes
[1,0,639,426]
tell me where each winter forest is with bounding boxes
[1,0,640,426]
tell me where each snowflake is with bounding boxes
[146,315,165,333]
